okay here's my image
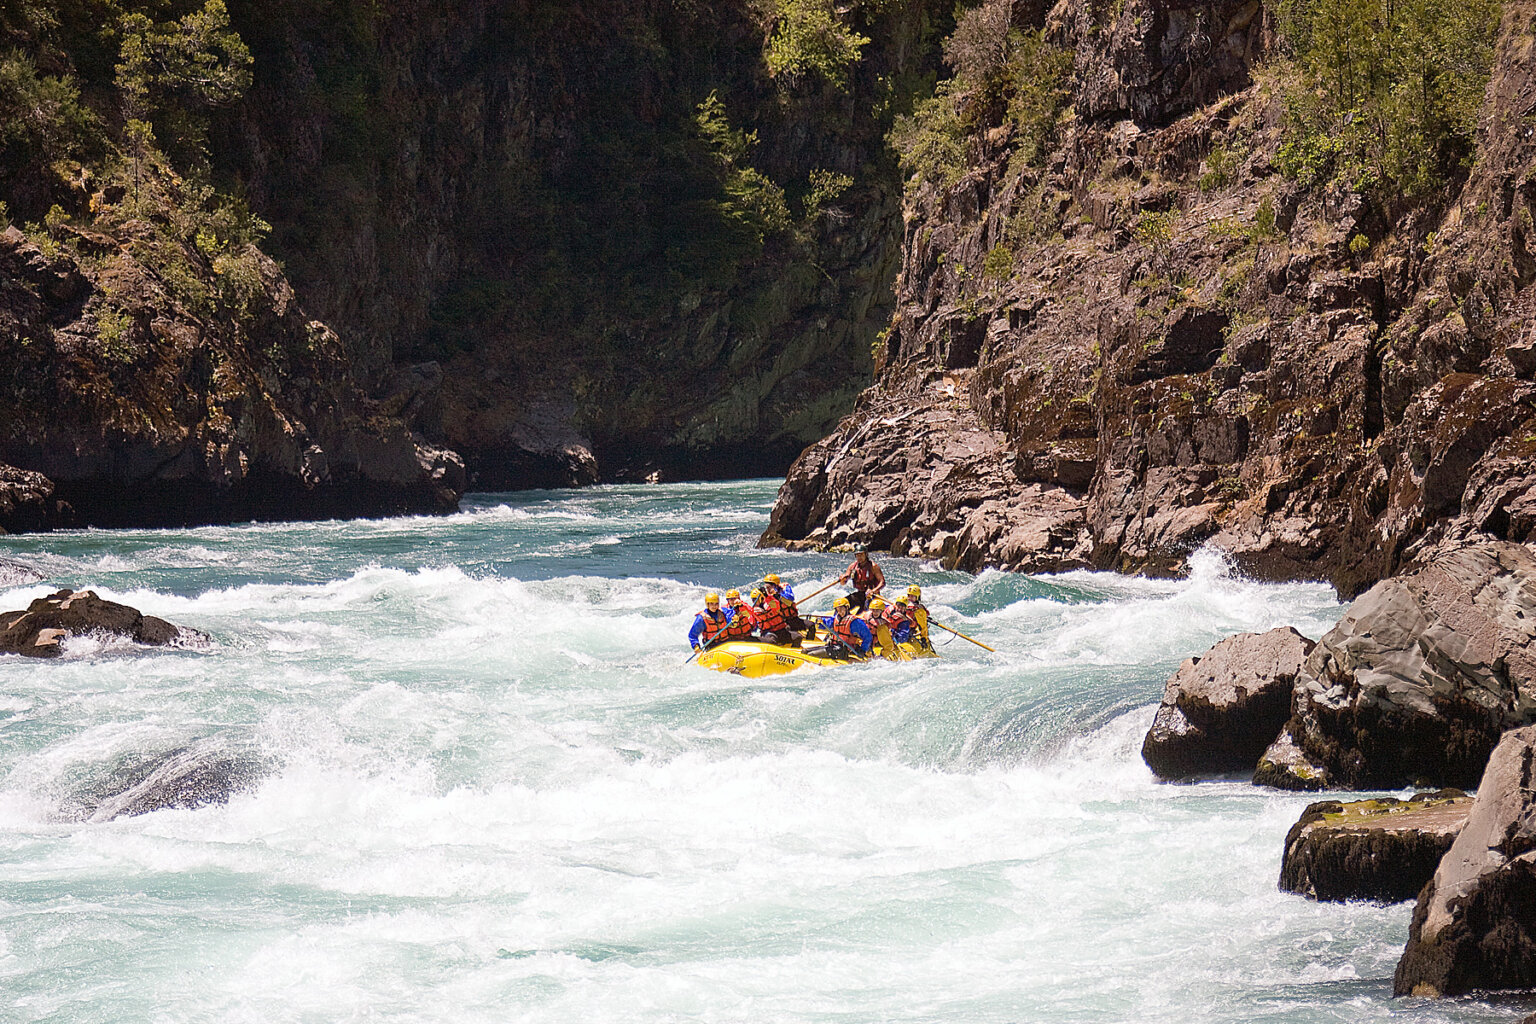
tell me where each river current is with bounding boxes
[0,480,1515,1023]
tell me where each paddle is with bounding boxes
[795,578,839,603]
[930,619,996,652]
[683,633,724,664]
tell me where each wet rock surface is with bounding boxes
[1273,543,1536,791]
[0,589,196,658]
[1279,793,1471,903]
[1142,627,1314,780]
[1395,726,1536,997]
[0,463,65,534]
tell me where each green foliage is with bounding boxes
[1274,0,1501,197]
[1348,232,1370,258]
[982,242,1014,279]
[889,9,1071,197]
[1198,144,1238,192]
[693,92,790,250]
[95,305,134,361]
[889,78,968,192]
[0,50,105,220]
[1135,209,1176,249]
[115,0,252,116]
[764,0,870,90]
[803,167,852,218]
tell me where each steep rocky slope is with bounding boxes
[213,0,946,487]
[765,0,1536,599]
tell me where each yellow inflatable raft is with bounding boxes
[695,639,936,677]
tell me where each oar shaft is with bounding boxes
[931,619,995,652]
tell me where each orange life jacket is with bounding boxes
[884,604,914,630]
[832,613,860,648]
[756,591,790,633]
[725,603,756,638]
[851,560,878,589]
[698,607,729,642]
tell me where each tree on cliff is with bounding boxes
[1276,0,1500,197]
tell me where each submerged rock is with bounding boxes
[1142,627,1314,779]
[1279,792,1471,903]
[1273,543,1536,791]
[1394,725,1536,997]
[69,741,267,821]
[0,557,45,587]
[0,589,195,658]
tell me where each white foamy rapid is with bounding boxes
[0,482,1498,1022]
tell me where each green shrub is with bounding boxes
[982,242,1014,279]
[764,0,870,90]
[890,18,1070,197]
[1198,144,1239,192]
[1274,0,1500,198]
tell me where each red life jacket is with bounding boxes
[832,613,860,648]
[851,560,878,590]
[698,607,729,642]
[725,603,756,638]
[756,591,790,633]
[884,604,913,630]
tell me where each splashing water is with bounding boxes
[0,481,1509,1022]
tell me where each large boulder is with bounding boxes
[1394,725,1536,997]
[0,463,62,533]
[0,589,192,658]
[1279,792,1471,903]
[1256,542,1536,791]
[1142,627,1314,779]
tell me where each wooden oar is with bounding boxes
[795,578,839,603]
[930,619,995,652]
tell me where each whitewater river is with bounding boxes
[0,480,1516,1022]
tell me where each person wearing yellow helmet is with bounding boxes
[688,591,730,651]
[756,573,808,646]
[903,585,931,649]
[723,588,758,639]
[885,595,917,644]
[815,594,872,658]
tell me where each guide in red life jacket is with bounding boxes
[836,549,885,612]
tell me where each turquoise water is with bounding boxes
[0,480,1518,1022]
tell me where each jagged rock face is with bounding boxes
[1141,626,1312,780]
[215,0,938,486]
[766,0,1536,601]
[0,588,196,658]
[1279,793,1471,904]
[1048,0,1262,125]
[1394,725,1536,997]
[0,226,463,527]
[1261,543,1536,791]
[0,463,62,534]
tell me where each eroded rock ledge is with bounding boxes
[0,221,464,531]
[1279,793,1471,904]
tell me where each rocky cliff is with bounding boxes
[764,0,1534,600]
[213,0,947,487]
[0,0,951,530]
